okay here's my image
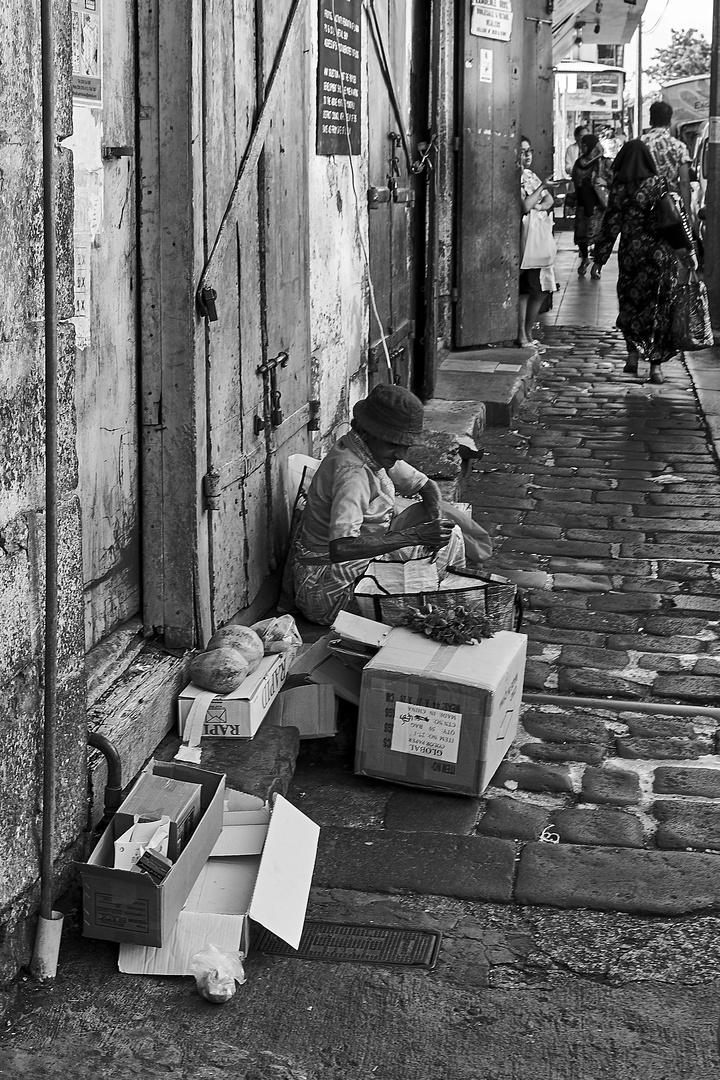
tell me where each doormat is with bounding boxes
[253,922,442,969]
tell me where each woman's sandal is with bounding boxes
[590,265,602,280]
[623,353,639,375]
[649,364,665,385]
[577,258,590,276]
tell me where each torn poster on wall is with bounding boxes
[72,0,102,106]
[316,0,362,156]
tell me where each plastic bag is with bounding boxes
[188,943,246,1003]
[251,615,303,654]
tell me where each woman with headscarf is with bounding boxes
[571,132,612,277]
[592,138,695,384]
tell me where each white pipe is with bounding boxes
[30,912,64,983]
[523,691,720,721]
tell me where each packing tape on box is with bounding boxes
[175,690,216,763]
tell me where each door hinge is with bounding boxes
[202,469,221,512]
[368,185,392,208]
[393,188,416,205]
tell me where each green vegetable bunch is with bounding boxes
[401,602,494,645]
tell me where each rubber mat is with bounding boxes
[253,921,442,969]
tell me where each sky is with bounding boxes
[624,0,714,85]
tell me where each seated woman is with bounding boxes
[291,384,491,626]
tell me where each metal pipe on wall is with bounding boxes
[30,0,63,983]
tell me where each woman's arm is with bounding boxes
[329,517,454,563]
[522,177,554,214]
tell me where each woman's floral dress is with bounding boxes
[594,174,679,365]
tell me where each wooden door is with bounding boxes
[201,0,312,632]
[455,0,522,347]
[72,0,140,649]
[366,0,427,390]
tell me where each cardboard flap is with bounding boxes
[119,910,244,976]
[331,611,392,649]
[248,794,319,949]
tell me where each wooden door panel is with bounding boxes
[201,0,311,630]
[455,1,522,346]
[75,0,140,648]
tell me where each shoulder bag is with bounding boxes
[520,208,556,269]
[656,181,693,250]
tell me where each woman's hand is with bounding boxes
[408,518,454,549]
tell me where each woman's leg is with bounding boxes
[524,291,546,343]
[578,240,590,275]
[622,337,639,375]
[517,293,530,344]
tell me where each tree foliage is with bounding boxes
[646,29,711,85]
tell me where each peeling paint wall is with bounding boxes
[0,2,87,980]
[308,1,368,455]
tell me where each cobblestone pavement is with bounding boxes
[292,321,720,917]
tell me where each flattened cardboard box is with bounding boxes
[177,649,295,740]
[355,628,527,796]
[80,762,225,948]
[118,790,320,976]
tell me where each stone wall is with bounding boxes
[0,1,88,981]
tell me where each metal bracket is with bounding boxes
[197,287,218,322]
[202,469,221,511]
[102,146,134,159]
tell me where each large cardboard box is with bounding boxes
[355,628,527,796]
[80,762,225,947]
[177,650,295,741]
[117,790,320,975]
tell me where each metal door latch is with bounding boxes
[197,287,218,321]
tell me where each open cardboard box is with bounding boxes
[118,789,320,975]
[80,762,225,948]
[177,649,296,743]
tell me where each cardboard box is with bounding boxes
[177,649,295,741]
[114,772,202,860]
[117,790,320,975]
[80,762,225,947]
[355,628,527,796]
[286,635,363,705]
[264,683,338,739]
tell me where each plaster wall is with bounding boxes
[0,2,87,978]
[307,0,369,456]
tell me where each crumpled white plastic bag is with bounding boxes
[188,943,246,1003]
[251,615,303,654]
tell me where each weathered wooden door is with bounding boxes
[72,0,140,649]
[454,0,523,347]
[200,0,312,632]
[366,0,428,390]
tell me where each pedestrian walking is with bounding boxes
[642,100,692,215]
[517,136,557,348]
[564,124,589,176]
[592,139,695,385]
[571,133,612,278]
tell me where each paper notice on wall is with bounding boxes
[479,50,493,83]
[72,0,102,106]
[470,0,513,43]
[391,701,462,763]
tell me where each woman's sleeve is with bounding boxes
[593,183,623,265]
[327,465,372,541]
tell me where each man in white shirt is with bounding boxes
[565,125,589,175]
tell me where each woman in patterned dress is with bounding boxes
[592,139,694,385]
[571,133,612,277]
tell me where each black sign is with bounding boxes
[316,0,362,156]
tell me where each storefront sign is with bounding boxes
[71,0,102,106]
[316,0,362,155]
[470,0,513,43]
